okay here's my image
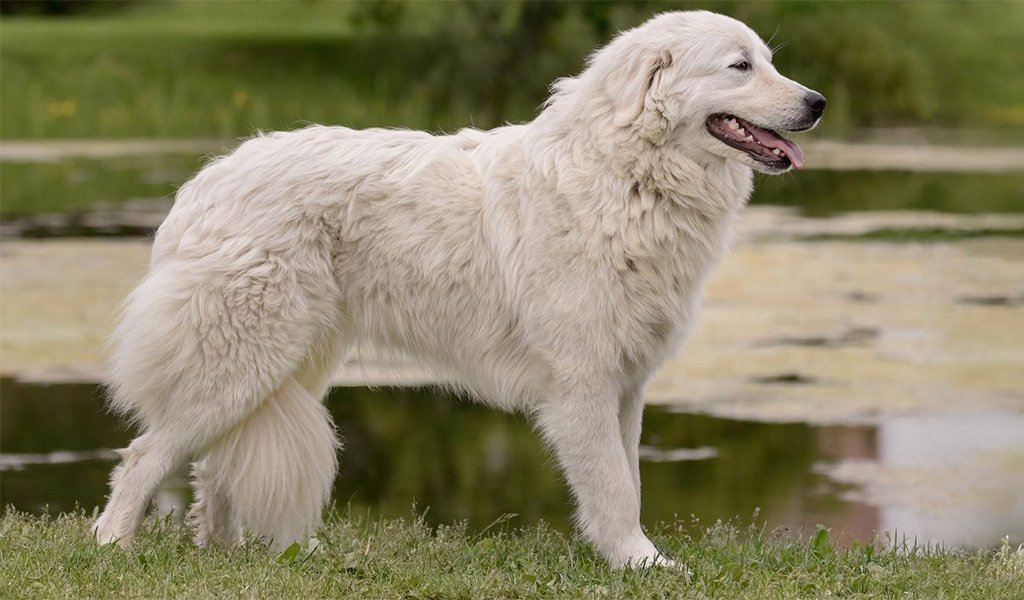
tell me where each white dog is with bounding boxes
[95,10,824,567]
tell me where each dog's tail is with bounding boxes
[197,376,339,551]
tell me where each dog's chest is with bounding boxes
[610,200,738,357]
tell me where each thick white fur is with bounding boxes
[95,11,821,567]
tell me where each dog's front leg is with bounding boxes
[619,385,645,506]
[536,383,669,568]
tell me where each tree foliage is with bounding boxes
[342,0,1024,134]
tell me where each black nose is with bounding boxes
[805,91,827,120]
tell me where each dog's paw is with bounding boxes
[93,515,132,547]
[605,530,680,569]
[625,553,680,569]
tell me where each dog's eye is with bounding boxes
[729,61,751,71]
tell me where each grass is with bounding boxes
[0,2,516,139]
[1,510,1021,599]
[2,1,1024,140]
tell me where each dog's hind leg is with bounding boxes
[188,457,242,547]
[95,257,337,547]
[188,339,344,550]
[195,375,339,551]
[536,379,670,569]
[95,363,311,548]
[93,428,196,546]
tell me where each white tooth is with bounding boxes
[728,119,739,129]
[737,128,745,135]
[772,148,782,156]
[745,136,754,142]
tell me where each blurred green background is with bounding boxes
[3,1,1023,218]
[3,0,1023,141]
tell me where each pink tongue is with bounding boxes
[747,125,805,170]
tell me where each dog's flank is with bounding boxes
[95,10,823,567]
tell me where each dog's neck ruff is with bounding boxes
[529,91,753,221]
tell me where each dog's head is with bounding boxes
[595,11,824,174]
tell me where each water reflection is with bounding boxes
[2,379,1021,547]
[818,412,1024,548]
[751,170,1024,216]
[2,162,1022,240]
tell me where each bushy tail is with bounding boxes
[197,376,339,551]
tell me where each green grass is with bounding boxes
[2,1,1024,140]
[0,2,523,139]
[2,510,1021,599]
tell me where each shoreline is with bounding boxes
[3,138,1024,173]
[3,206,1021,426]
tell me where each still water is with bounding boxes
[2,379,1021,548]
[2,153,1024,238]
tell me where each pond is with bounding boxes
[1,146,1024,238]
[1,144,1022,551]
[2,379,1022,549]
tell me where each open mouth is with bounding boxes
[705,114,805,170]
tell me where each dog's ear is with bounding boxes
[611,48,673,144]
